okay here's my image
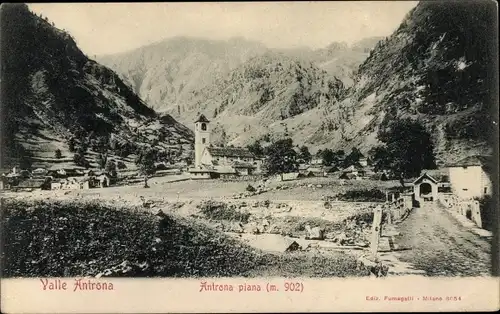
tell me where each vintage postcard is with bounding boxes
[0,1,499,313]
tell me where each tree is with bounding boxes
[368,146,391,173]
[117,161,127,170]
[333,150,345,167]
[263,138,298,180]
[343,147,364,167]
[68,138,76,152]
[91,136,108,153]
[97,153,107,169]
[55,149,62,159]
[104,159,117,178]
[371,118,436,186]
[247,140,264,158]
[135,149,157,188]
[73,152,90,168]
[319,148,335,166]
[298,145,312,163]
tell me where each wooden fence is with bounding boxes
[385,192,413,222]
[369,192,413,256]
[438,193,482,228]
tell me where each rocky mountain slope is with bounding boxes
[261,1,496,165]
[98,37,381,114]
[25,2,494,167]
[98,36,269,112]
[170,52,345,147]
[0,4,193,171]
[301,38,385,86]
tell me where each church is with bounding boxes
[189,114,262,179]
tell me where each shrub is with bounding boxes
[246,184,256,192]
[477,195,496,232]
[0,199,258,277]
[155,163,168,171]
[0,198,370,278]
[54,149,62,159]
[73,152,90,168]
[197,200,250,223]
[117,161,127,170]
[337,188,386,202]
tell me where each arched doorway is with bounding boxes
[419,183,433,201]
[413,173,439,204]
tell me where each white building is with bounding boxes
[358,157,368,167]
[447,155,493,199]
[194,114,211,168]
[191,114,259,177]
[412,173,439,203]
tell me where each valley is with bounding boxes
[0,1,496,284]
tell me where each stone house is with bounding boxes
[446,155,493,199]
[15,177,52,191]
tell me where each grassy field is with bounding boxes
[0,198,370,278]
[60,175,401,201]
[0,176,398,277]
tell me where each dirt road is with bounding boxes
[393,201,492,276]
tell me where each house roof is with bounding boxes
[208,147,255,158]
[370,172,389,179]
[232,161,255,169]
[189,165,217,173]
[189,168,216,173]
[17,178,49,188]
[194,114,210,123]
[245,234,300,252]
[216,167,237,174]
[420,168,449,182]
[340,172,358,179]
[342,164,364,173]
[447,155,493,168]
[325,166,339,172]
[413,173,438,184]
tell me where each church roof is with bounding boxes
[208,147,255,158]
[194,114,210,123]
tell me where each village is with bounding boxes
[1,114,493,204]
[1,114,494,278]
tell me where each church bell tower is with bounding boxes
[194,114,210,168]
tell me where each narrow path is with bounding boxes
[391,201,491,276]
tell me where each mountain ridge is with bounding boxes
[0,4,193,170]
[97,35,382,112]
[304,1,497,164]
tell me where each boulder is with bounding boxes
[305,225,325,240]
[244,222,260,234]
[324,232,336,240]
[354,241,369,247]
[262,219,270,228]
[335,232,348,245]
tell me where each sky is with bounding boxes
[29,2,418,56]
